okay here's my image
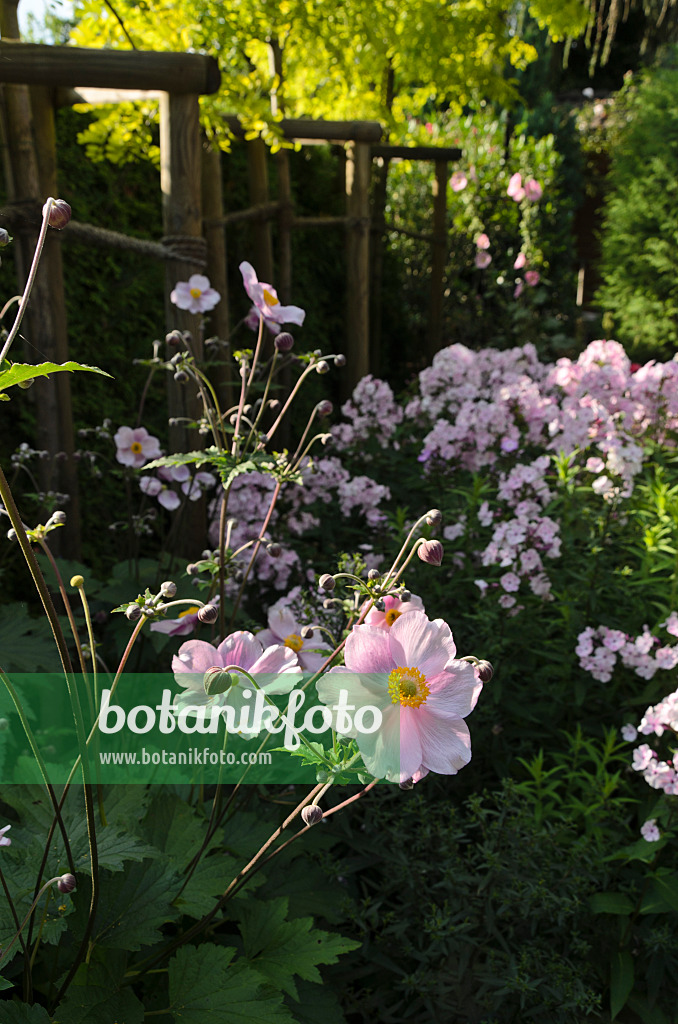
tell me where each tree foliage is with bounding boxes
[71,0,590,159]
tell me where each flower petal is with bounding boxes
[217,630,264,672]
[388,611,456,677]
[425,661,482,718]
[415,708,472,774]
[344,624,394,673]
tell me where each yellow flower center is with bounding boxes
[263,288,279,307]
[130,441,143,454]
[388,666,429,708]
[284,633,304,652]
[179,606,201,618]
[385,608,402,627]
[190,287,202,299]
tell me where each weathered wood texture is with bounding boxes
[428,160,448,360]
[0,42,220,94]
[345,141,371,395]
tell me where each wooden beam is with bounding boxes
[224,115,382,143]
[0,42,220,95]
[428,160,448,361]
[372,144,462,162]
[345,141,371,395]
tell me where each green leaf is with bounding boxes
[0,975,14,991]
[288,980,349,1024]
[53,951,144,1024]
[589,891,635,915]
[627,992,669,1024]
[0,360,111,393]
[167,944,295,1023]
[0,1005,52,1023]
[236,897,361,1000]
[640,874,678,915]
[0,606,61,672]
[610,951,634,1020]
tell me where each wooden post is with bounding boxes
[201,140,233,413]
[345,141,371,396]
[160,91,206,551]
[0,0,80,555]
[246,138,274,285]
[369,154,390,377]
[428,160,448,360]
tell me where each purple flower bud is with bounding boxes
[43,199,71,229]
[300,625,314,639]
[48,510,67,526]
[186,563,201,576]
[334,354,346,367]
[266,542,282,558]
[315,360,330,375]
[57,873,76,894]
[316,400,334,417]
[166,330,184,348]
[367,569,381,581]
[426,509,443,526]
[204,666,234,696]
[0,228,10,246]
[400,590,411,602]
[125,604,142,622]
[399,778,414,790]
[275,332,295,353]
[417,539,444,566]
[6,528,17,542]
[174,370,189,383]
[198,604,218,624]
[319,573,336,592]
[160,581,177,598]
[301,804,324,826]
[373,598,385,612]
[475,660,494,683]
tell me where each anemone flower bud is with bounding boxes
[186,563,201,576]
[301,804,324,826]
[0,228,10,246]
[300,626,314,639]
[315,360,330,374]
[125,604,142,622]
[316,400,333,417]
[475,660,494,684]
[367,569,381,581]
[166,329,184,347]
[160,581,177,598]
[400,590,411,602]
[275,332,294,353]
[198,604,218,624]
[319,574,336,592]
[315,769,330,783]
[57,873,76,894]
[374,598,385,612]
[44,199,71,229]
[399,778,414,791]
[174,370,189,383]
[47,510,67,526]
[204,666,235,696]
[334,354,346,367]
[6,528,17,542]
[426,509,443,526]
[266,542,281,558]
[417,539,443,566]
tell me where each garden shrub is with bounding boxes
[596,51,678,359]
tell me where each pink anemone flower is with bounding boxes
[170,274,221,315]
[151,602,206,636]
[239,262,305,336]
[173,632,300,736]
[361,593,424,629]
[507,172,525,202]
[256,600,332,673]
[316,610,483,783]
[114,426,162,468]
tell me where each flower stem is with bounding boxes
[0,199,54,366]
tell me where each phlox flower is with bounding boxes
[0,824,11,847]
[525,270,540,287]
[524,178,543,201]
[640,819,661,842]
[240,261,305,336]
[450,170,467,192]
[256,599,331,673]
[475,251,492,269]
[621,723,637,742]
[513,252,527,270]
[171,274,221,315]
[476,233,490,250]
[172,632,300,735]
[513,281,524,299]
[507,172,525,201]
[362,593,425,630]
[114,426,162,469]
[316,611,482,783]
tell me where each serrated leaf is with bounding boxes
[173,854,240,919]
[53,951,144,1024]
[168,944,295,1023]
[0,1004,52,1022]
[589,891,634,915]
[610,951,634,1020]
[0,360,111,392]
[236,897,361,999]
[69,860,180,950]
[0,607,61,672]
[0,974,14,991]
[289,980,349,1024]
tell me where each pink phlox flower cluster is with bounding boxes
[626,691,678,795]
[332,376,403,451]
[497,455,553,508]
[480,501,560,603]
[443,515,467,542]
[288,456,390,527]
[577,620,678,684]
[337,475,391,526]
